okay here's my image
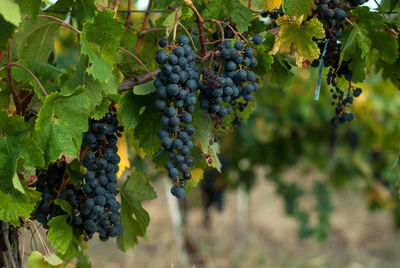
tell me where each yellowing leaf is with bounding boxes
[265,0,282,11]
[271,15,325,67]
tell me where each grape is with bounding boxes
[334,9,346,21]
[252,34,263,45]
[158,38,168,48]
[171,186,186,199]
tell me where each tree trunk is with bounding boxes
[0,221,21,268]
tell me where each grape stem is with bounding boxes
[184,1,207,56]
[5,40,20,114]
[135,0,153,51]
[345,17,354,26]
[178,22,198,52]
[8,64,48,97]
[205,19,249,44]
[36,15,81,34]
[172,6,183,44]
[117,46,155,79]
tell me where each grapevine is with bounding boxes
[0,0,399,266]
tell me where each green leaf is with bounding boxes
[28,251,73,268]
[75,0,97,22]
[117,171,157,251]
[133,95,162,157]
[90,99,111,120]
[80,10,124,81]
[0,16,15,49]
[282,0,315,18]
[339,26,371,82]
[47,215,73,255]
[370,31,399,64]
[19,0,41,19]
[133,80,156,95]
[84,73,118,110]
[0,188,41,226]
[162,8,182,36]
[19,19,55,62]
[118,91,144,130]
[12,60,65,90]
[229,1,253,33]
[33,88,89,164]
[80,33,112,82]
[0,111,44,193]
[192,106,222,171]
[54,199,73,216]
[0,0,21,26]
[351,7,399,64]
[271,16,325,66]
[201,0,252,32]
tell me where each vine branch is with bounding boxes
[135,0,153,52]
[118,69,160,93]
[8,64,48,97]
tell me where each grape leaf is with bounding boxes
[75,0,97,22]
[28,251,74,268]
[117,171,157,251]
[118,91,144,130]
[0,188,41,226]
[33,88,89,164]
[229,1,253,33]
[271,16,325,67]
[162,7,182,36]
[90,99,111,120]
[80,10,124,82]
[133,81,157,95]
[351,7,399,64]
[282,0,315,18]
[19,0,41,20]
[369,31,399,64]
[339,26,371,82]
[201,0,252,32]
[192,105,222,171]
[0,111,44,193]
[0,16,15,49]
[47,215,73,255]
[12,59,65,85]
[19,19,55,62]
[0,0,21,26]
[80,32,112,82]
[83,10,124,66]
[133,94,163,157]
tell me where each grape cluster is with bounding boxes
[311,0,367,124]
[155,35,199,199]
[80,108,123,241]
[198,35,262,142]
[34,163,68,229]
[314,0,368,25]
